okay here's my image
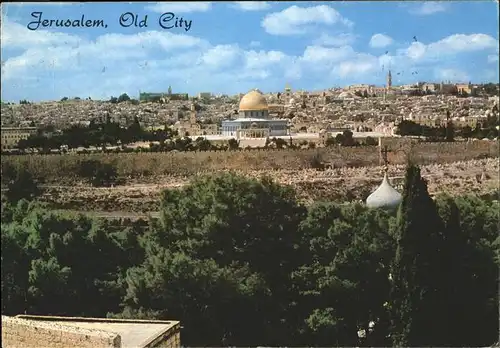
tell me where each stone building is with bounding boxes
[2,315,180,348]
[1,127,37,150]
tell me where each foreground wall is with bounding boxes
[147,324,181,348]
[1,316,120,348]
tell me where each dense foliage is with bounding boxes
[396,119,499,140]
[1,170,498,346]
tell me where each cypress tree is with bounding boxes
[389,163,448,347]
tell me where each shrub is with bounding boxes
[77,159,118,187]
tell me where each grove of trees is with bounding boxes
[1,165,498,346]
[396,119,499,140]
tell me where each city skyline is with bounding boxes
[1,1,499,102]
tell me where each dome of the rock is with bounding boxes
[239,89,269,111]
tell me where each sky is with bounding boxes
[1,1,499,102]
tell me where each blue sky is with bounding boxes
[1,1,499,102]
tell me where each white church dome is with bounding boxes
[366,173,402,210]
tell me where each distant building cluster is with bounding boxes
[1,77,498,150]
[0,127,37,151]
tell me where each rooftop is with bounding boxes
[4,315,180,348]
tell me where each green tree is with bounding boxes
[444,195,499,345]
[325,136,336,147]
[194,137,213,151]
[460,125,472,140]
[77,160,118,187]
[445,121,454,142]
[445,110,454,142]
[293,202,395,346]
[1,203,143,317]
[2,163,42,203]
[365,136,378,146]
[127,117,143,142]
[227,138,239,150]
[118,93,131,103]
[120,173,306,346]
[389,163,449,346]
[342,130,355,146]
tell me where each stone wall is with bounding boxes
[148,324,181,348]
[1,316,120,348]
[2,140,497,182]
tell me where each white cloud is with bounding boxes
[199,45,241,69]
[1,14,498,102]
[284,60,302,80]
[1,18,83,49]
[410,2,448,15]
[301,45,355,64]
[429,34,498,53]
[369,34,393,48]
[249,41,261,48]
[334,55,378,78]
[231,2,271,11]
[404,42,427,60]
[435,68,470,82]
[145,2,212,13]
[401,34,499,61]
[261,5,353,36]
[244,50,287,69]
[488,54,499,63]
[95,31,207,51]
[1,16,210,82]
[2,2,70,5]
[313,33,357,47]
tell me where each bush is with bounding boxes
[2,163,42,203]
[77,160,118,187]
[308,151,325,170]
[365,136,378,146]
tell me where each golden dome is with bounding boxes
[239,89,268,111]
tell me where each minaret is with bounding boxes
[190,103,196,124]
[386,70,392,89]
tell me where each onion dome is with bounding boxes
[366,172,402,210]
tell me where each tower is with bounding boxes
[386,70,392,89]
[190,103,196,124]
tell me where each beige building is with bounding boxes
[456,83,474,95]
[2,315,180,348]
[1,127,37,150]
[421,83,438,93]
[452,116,479,128]
[172,103,207,137]
[348,84,374,93]
[197,92,212,99]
